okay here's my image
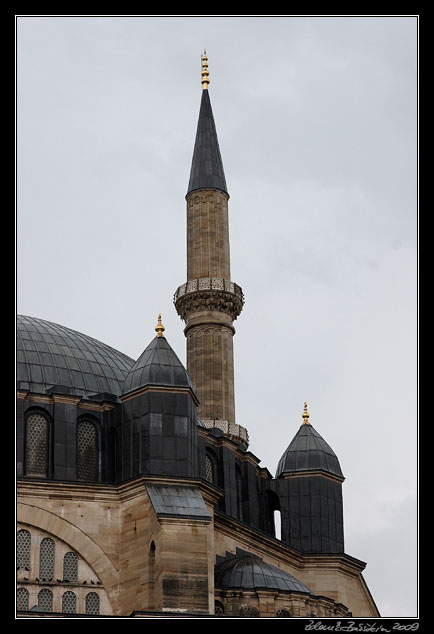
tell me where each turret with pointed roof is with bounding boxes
[271,404,345,554]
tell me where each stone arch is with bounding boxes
[17,503,117,611]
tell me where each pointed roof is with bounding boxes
[122,335,197,399]
[187,87,228,197]
[275,423,344,480]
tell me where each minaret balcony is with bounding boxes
[174,278,244,322]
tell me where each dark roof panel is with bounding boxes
[146,484,210,520]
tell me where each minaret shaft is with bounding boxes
[187,189,231,281]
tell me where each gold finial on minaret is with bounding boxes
[201,49,210,90]
[302,402,310,425]
[155,313,165,338]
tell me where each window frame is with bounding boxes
[76,417,101,482]
[24,409,52,478]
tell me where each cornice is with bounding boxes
[120,384,199,406]
[17,474,223,508]
[17,390,119,411]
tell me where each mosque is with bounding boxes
[16,52,380,618]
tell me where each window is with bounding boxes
[205,455,214,483]
[25,412,49,477]
[236,465,243,521]
[85,592,100,615]
[39,538,55,581]
[77,420,98,481]
[38,588,53,612]
[276,608,291,618]
[17,587,29,611]
[62,591,77,614]
[148,541,156,610]
[17,529,31,570]
[215,600,224,615]
[239,604,259,618]
[63,552,78,583]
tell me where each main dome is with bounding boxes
[16,315,134,397]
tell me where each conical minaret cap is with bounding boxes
[187,52,228,196]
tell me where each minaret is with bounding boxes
[174,51,248,448]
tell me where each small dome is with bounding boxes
[17,315,134,397]
[122,335,196,397]
[276,423,344,479]
[215,549,312,594]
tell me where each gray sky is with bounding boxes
[16,15,418,618]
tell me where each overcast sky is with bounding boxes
[16,15,418,618]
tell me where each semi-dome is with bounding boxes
[122,334,197,397]
[275,422,344,480]
[215,549,312,594]
[17,315,134,397]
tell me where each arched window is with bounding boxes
[239,604,259,618]
[205,455,214,483]
[39,538,55,582]
[276,607,291,618]
[62,591,77,614]
[85,592,100,615]
[235,465,243,521]
[63,552,78,583]
[215,600,224,616]
[17,587,29,611]
[17,529,31,570]
[77,420,98,481]
[37,588,53,612]
[148,541,156,610]
[25,412,49,477]
[266,490,281,539]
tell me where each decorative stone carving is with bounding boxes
[200,419,249,448]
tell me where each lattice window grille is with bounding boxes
[276,608,292,618]
[205,455,214,483]
[63,552,78,583]
[239,604,259,618]
[17,529,31,569]
[17,587,29,611]
[85,592,100,615]
[39,538,55,581]
[38,588,53,612]
[62,591,77,614]
[25,413,48,476]
[77,421,98,481]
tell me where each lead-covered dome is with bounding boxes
[215,549,312,594]
[275,423,344,480]
[17,315,134,397]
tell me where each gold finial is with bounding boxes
[155,313,165,338]
[302,402,310,425]
[201,49,210,90]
